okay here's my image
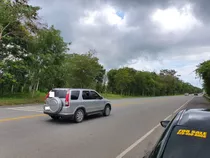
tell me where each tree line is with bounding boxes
[107,68,201,96]
[196,60,210,95]
[0,0,202,97]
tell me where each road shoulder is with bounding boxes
[120,96,210,158]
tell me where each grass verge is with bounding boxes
[101,93,138,99]
[0,92,46,106]
[0,92,185,106]
[0,92,135,106]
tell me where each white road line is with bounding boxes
[164,114,172,120]
[7,107,42,113]
[116,97,195,158]
[116,124,160,158]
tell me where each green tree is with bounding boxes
[0,1,70,96]
[113,67,136,95]
[64,52,105,89]
[107,68,201,96]
[196,60,210,95]
[107,69,118,94]
[0,0,41,95]
[27,26,69,95]
[0,0,40,41]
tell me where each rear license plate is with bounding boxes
[49,91,55,97]
[45,106,50,110]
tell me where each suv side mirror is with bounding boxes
[160,120,170,128]
[99,96,103,99]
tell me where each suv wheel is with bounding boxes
[50,116,60,120]
[74,109,85,123]
[103,105,111,116]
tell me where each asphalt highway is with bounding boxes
[0,95,209,158]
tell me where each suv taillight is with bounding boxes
[45,92,50,100]
[65,90,70,106]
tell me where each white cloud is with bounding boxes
[151,4,201,33]
[170,52,210,62]
[80,11,98,25]
[125,58,163,72]
[79,5,125,26]
[103,6,124,25]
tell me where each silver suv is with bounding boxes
[43,88,112,123]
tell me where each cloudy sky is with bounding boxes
[30,0,210,88]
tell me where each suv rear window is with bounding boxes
[162,126,210,158]
[71,90,80,100]
[51,89,67,98]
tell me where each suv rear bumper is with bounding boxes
[44,111,74,118]
[43,104,74,118]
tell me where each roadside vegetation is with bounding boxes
[196,60,210,96]
[0,0,202,105]
[0,92,45,106]
[0,92,134,105]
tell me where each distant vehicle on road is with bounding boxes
[145,108,210,158]
[184,93,189,96]
[194,93,198,96]
[43,88,112,123]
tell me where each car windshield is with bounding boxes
[161,126,210,158]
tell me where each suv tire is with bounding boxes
[103,105,111,116]
[74,109,85,123]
